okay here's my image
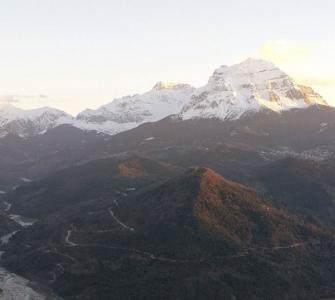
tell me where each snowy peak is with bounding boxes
[232,57,277,73]
[76,82,195,135]
[1,58,330,137]
[0,105,74,137]
[181,58,328,120]
[0,104,67,122]
[209,58,277,81]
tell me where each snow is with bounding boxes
[9,214,35,227]
[3,202,11,212]
[6,86,189,137]
[0,104,64,122]
[0,231,19,245]
[70,119,140,136]
[319,122,330,133]
[0,58,329,138]
[0,104,74,137]
[75,82,195,135]
[145,137,155,141]
[20,177,32,183]
[181,58,328,121]
[0,191,6,195]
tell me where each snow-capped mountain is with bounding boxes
[181,58,328,120]
[0,82,195,137]
[0,104,74,137]
[0,58,330,138]
[76,82,195,135]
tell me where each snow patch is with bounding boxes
[1,231,19,245]
[3,201,11,212]
[9,214,36,227]
[20,177,32,183]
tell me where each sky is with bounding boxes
[0,0,334,115]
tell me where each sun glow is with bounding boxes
[153,81,180,90]
[260,40,335,106]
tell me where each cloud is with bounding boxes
[0,94,49,104]
[0,95,19,103]
[296,77,335,87]
[259,40,335,104]
[260,40,310,65]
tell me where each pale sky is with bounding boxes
[0,0,334,115]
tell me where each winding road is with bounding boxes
[108,208,135,232]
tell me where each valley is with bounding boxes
[0,59,335,299]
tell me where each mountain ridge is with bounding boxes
[0,58,330,137]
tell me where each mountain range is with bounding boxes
[0,58,329,138]
[0,58,335,299]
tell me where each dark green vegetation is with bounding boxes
[5,157,181,218]
[1,105,335,299]
[252,157,335,228]
[2,165,335,299]
[2,105,335,192]
[0,125,111,192]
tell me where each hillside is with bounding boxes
[5,157,181,218]
[251,157,335,228]
[2,168,335,300]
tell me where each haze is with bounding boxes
[0,0,334,114]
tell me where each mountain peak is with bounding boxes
[114,166,314,254]
[0,104,73,137]
[1,58,331,138]
[152,81,191,91]
[211,58,276,79]
[181,58,328,120]
[189,166,223,181]
[76,82,194,135]
[188,167,250,195]
[237,57,276,70]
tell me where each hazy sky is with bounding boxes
[0,0,334,114]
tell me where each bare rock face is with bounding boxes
[298,85,326,105]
